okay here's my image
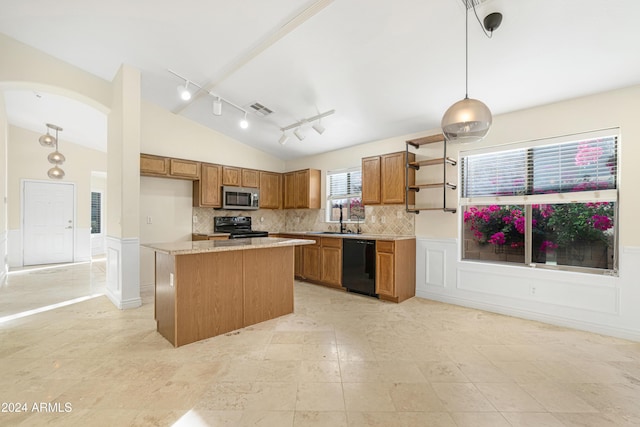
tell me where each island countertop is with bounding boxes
[143,236,314,255]
[276,231,416,241]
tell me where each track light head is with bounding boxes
[294,127,305,141]
[278,133,289,146]
[212,97,222,116]
[177,81,192,101]
[312,121,325,135]
[239,112,249,129]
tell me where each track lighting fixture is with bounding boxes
[239,112,249,129]
[312,120,325,135]
[294,127,305,141]
[279,109,334,144]
[212,97,222,116]
[38,123,66,179]
[278,132,289,146]
[177,81,192,101]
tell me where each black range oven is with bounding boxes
[214,216,268,239]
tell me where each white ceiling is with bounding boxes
[2,0,640,159]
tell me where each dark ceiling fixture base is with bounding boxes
[483,12,503,33]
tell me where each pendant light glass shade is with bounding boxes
[47,166,65,179]
[441,97,492,143]
[48,150,66,165]
[39,131,56,147]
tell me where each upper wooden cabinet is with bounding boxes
[170,158,200,179]
[362,151,415,205]
[259,171,282,209]
[284,169,321,209]
[223,166,259,188]
[140,154,169,177]
[140,154,200,180]
[193,163,223,208]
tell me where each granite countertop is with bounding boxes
[144,237,315,255]
[276,231,416,241]
[192,232,230,237]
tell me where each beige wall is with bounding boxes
[285,85,640,247]
[0,92,7,235]
[7,125,106,229]
[141,102,285,173]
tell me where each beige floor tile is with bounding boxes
[388,382,446,412]
[339,361,381,383]
[555,411,640,427]
[450,412,512,426]
[376,361,427,383]
[171,409,243,426]
[342,383,395,412]
[520,382,598,413]
[301,343,338,360]
[501,412,566,427]
[255,360,302,383]
[347,411,457,427]
[293,411,348,427]
[456,361,513,383]
[299,360,341,382]
[238,410,295,427]
[430,383,496,412]
[417,361,469,383]
[491,361,551,384]
[295,382,344,411]
[474,382,545,412]
[264,343,305,360]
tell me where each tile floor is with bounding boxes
[1,259,640,426]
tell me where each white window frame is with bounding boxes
[325,167,364,223]
[459,128,619,275]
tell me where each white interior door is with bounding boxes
[23,181,75,266]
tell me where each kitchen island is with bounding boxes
[144,237,314,347]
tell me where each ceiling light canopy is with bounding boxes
[441,1,501,143]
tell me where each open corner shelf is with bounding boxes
[405,133,457,214]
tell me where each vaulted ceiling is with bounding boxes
[2,0,640,160]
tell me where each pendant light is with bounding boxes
[39,123,65,179]
[441,1,495,143]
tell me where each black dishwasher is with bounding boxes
[342,239,377,297]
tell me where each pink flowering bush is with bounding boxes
[464,205,527,248]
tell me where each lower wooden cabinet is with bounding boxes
[375,239,416,303]
[320,238,342,287]
[302,239,321,281]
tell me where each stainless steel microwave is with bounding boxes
[222,186,260,210]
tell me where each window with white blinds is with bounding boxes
[327,169,362,200]
[461,135,618,198]
[326,168,364,222]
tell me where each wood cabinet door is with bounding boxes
[140,154,169,177]
[381,152,405,204]
[320,239,342,287]
[241,169,259,188]
[294,244,303,277]
[283,172,296,209]
[302,243,321,281]
[259,171,281,209]
[362,156,381,205]
[376,240,395,297]
[294,170,310,208]
[194,163,222,207]
[222,166,241,186]
[169,158,200,179]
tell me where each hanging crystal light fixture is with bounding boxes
[441,1,498,143]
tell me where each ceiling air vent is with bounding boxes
[249,102,274,117]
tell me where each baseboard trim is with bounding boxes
[416,290,640,343]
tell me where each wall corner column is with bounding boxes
[106,64,141,309]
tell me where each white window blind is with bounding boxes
[328,169,362,200]
[462,135,618,198]
[91,191,101,234]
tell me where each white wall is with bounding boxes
[7,125,107,266]
[0,91,7,283]
[287,85,640,341]
[139,176,193,288]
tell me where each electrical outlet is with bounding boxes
[396,210,403,219]
[381,216,386,224]
[146,216,152,224]
[169,273,174,287]
[530,285,536,296]
[371,215,376,223]
[192,215,198,224]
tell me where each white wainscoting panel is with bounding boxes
[75,227,91,262]
[417,238,640,341]
[105,236,141,310]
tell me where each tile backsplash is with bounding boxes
[192,205,414,236]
